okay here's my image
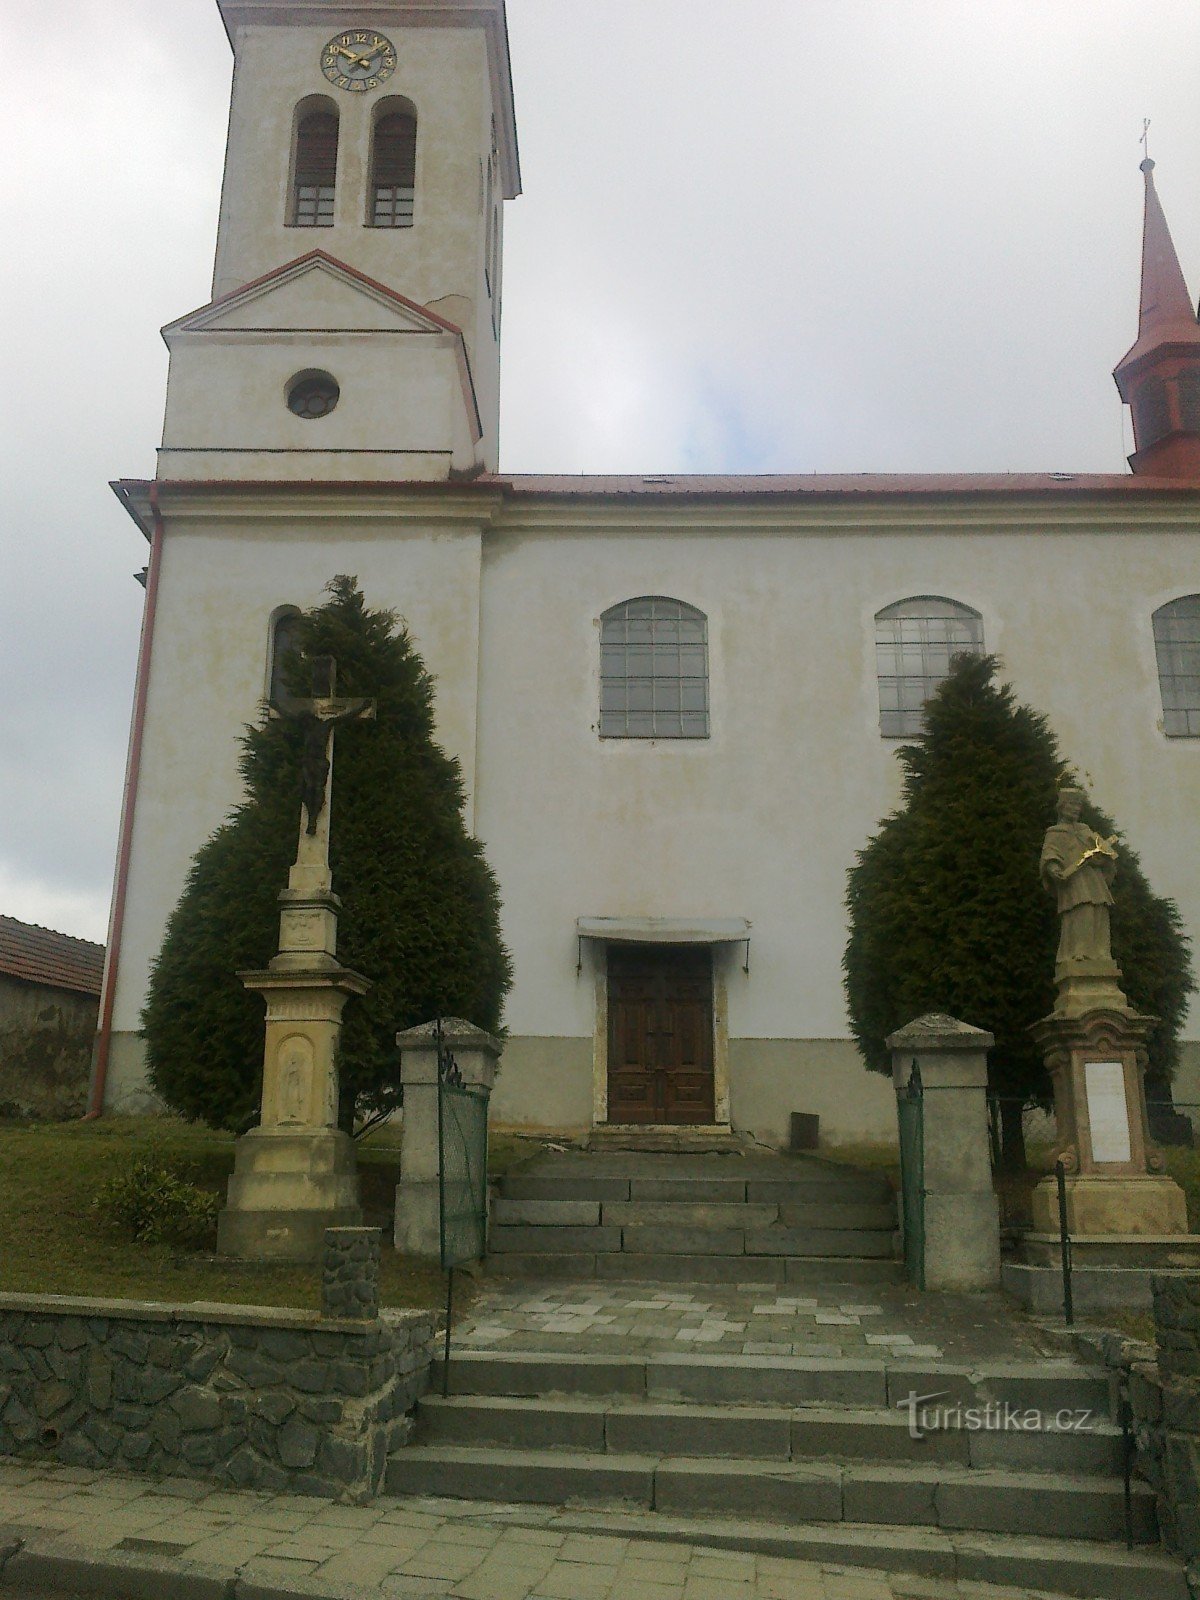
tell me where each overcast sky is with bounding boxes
[3,0,1199,945]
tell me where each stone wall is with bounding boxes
[1084,1276,1200,1570]
[0,976,96,1119]
[0,1292,434,1502]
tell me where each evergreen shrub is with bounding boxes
[142,577,512,1131]
[93,1158,219,1249]
[844,654,1193,1160]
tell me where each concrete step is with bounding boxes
[385,1443,1156,1543]
[484,1250,905,1284]
[491,1199,897,1230]
[511,1507,1187,1600]
[418,1393,1124,1472]
[431,1350,1111,1415]
[500,1172,894,1205]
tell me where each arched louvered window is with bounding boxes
[1153,596,1200,737]
[268,609,303,712]
[600,597,709,739]
[875,596,985,737]
[1179,370,1200,435]
[370,105,417,228]
[1133,375,1171,449]
[291,106,339,227]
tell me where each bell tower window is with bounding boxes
[290,102,339,228]
[370,103,417,228]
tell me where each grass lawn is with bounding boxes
[0,1116,520,1313]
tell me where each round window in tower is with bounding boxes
[286,370,341,419]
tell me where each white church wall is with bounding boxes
[102,501,490,1112]
[474,496,1200,1145]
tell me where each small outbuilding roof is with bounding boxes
[0,916,105,998]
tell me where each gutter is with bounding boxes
[87,485,165,1117]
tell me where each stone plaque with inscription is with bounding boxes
[1085,1060,1132,1164]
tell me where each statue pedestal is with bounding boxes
[1025,1003,1199,1270]
[218,884,370,1262]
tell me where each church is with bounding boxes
[91,0,1200,1148]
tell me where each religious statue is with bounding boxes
[273,656,375,835]
[1039,786,1119,968]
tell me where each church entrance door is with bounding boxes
[606,945,714,1124]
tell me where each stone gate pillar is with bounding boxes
[887,1013,1000,1291]
[393,1018,501,1260]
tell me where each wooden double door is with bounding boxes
[606,945,715,1124]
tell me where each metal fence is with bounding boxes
[896,1060,925,1290]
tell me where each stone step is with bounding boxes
[488,1221,899,1258]
[385,1444,1156,1543]
[417,1393,1124,1472]
[501,1173,893,1205]
[512,1507,1188,1600]
[484,1250,906,1284]
[431,1350,1112,1415]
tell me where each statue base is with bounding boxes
[1024,1229,1200,1271]
[1030,1171,1189,1238]
[217,1127,362,1262]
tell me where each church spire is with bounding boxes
[1114,159,1200,478]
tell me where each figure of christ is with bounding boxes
[273,656,375,837]
[1039,786,1119,968]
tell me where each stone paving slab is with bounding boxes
[0,1462,1134,1600]
[443,1280,1060,1364]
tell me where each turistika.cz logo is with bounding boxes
[897,1390,1094,1441]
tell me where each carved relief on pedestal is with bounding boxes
[275,1034,315,1126]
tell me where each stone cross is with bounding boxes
[277,656,375,868]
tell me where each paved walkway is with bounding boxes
[448,1278,1062,1365]
[0,1461,1085,1600]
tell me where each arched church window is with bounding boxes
[291,105,339,227]
[1152,596,1200,737]
[369,103,417,228]
[600,597,709,739]
[875,596,985,737]
[268,608,303,712]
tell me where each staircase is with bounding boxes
[385,1146,1186,1597]
[487,1150,902,1284]
[389,1348,1182,1599]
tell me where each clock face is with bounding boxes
[321,29,397,93]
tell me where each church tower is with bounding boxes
[1114,159,1200,479]
[160,0,520,477]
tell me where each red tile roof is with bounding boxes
[491,471,1199,497]
[0,917,105,998]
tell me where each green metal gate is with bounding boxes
[897,1059,925,1289]
[435,1018,490,1395]
[436,1022,489,1270]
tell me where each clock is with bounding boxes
[321,29,397,93]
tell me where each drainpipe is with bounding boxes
[86,484,165,1117]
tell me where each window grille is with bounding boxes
[371,111,417,227]
[1153,596,1200,737]
[293,110,339,227]
[269,610,303,712]
[600,597,709,740]
[875,596,985,737]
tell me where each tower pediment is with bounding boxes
[164,251,468,341]
[158,252,482,482]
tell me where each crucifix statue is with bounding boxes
[274,656,375,849]
[219,652,377,1263]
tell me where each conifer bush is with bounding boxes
[143,577,512,1131]
[844,654,1193,1165]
